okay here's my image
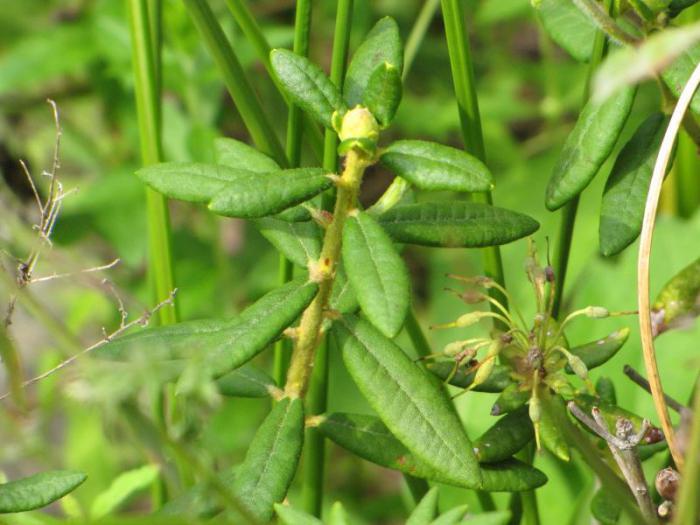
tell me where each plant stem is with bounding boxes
[128,0,178,326]
[285,148,368,399]
[674,129,700,217]
[672,385,700,525]
[224,0,324,160]
[551,0,612,318]
[440,0,507,314]
[299,2,353,515]
[182,0,287,165]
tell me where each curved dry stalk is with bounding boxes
[637,60,700,473]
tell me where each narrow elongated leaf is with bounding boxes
[566,328,629,373]
[662,43,700,117]
[345,17,403,107]
[214,137,280,173]
[463,511,512,525]
[428,362,513,393]
[431,505,468,525]
[138,163,332,218]
[232,397,304,522]
[599,113,668,256]
[342,211,410,337]
[473,407,533,463]
[334,317,482,488]
[328,501,349,525]
[91,465,160,519]
[254,218,322,267]
[539,397,570,462]
[97,278,317,378]
[491,384,530,416]
[380,140,492,192]
[159,469,237,518]
[653,256,700,334]
[364,62,402,127]
[270,49,346,129]
[546,87,636,211]
[329,264,359,314]
[208,168,333,218]
[406,487,439,525]
[217,364,277,398]
[0,471,86,513]
[378,202,539,248]
[316,412,546,491]
[670,0,700,17]
[591,488,621,524]
[536,0,596,62]
[274,504,322,525]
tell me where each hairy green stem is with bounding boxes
[285,148,368,399]
[440,0,507,314]
[551,0,612,318]
[183,0,287,165]
[128,0,178,326]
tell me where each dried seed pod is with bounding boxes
[655,467,680,501]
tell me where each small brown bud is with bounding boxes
[544,266,555,283]
[655,467,680,501]
[644,426,664,444]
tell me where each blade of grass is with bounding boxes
[224,0,324,161]
[182,0,287,165]
[127,0,177,326]
[301,3,354,516]
[273,0,313,387]
[551,0,612,318]
[403,0,441,80]
[672,385,700,524]
[439,0,507,313]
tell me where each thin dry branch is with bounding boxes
[0,289,177,401]
[637,60,700,473]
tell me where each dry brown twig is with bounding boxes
[637,61,700,473]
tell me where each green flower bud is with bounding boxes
[338,106,379,143]
[584,306,609,319]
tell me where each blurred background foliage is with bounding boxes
[1,0,699,523]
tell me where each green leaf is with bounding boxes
[98,278,317,378]
[596,376,617,406]
[566,328,630,373]
[342,211,410,337]
[345,17,403,107]
[378,202,539,248]
[491,384,530,416]
[364,62,402,127]
[591,488,621,525]
[273,206,312,222]
[380,140,492,193]
[208,168,333,218]
[473,407,534,463]
[232,397,304,522]
[406,487,439,525]
[599,113,668,256]
[546,87,636,211]
[535,0,596,62]
[316,412,547,491]
[333,317,482,488]
[214,137,281,173]
[431,504,468,525]
[661,43,700,118]
[328,501,349,525]
[653,256,700,334]
[462,511,512,525]
[91,465,160,519]
[593,26,700,104]
[270,49,347,129]
[670,0,700,17]
[159,469,237,519]
[0,470,87,513]
[329,264,359,315]
[217,364,277,398]
[274,503,322,525]
[138,163,333,218]
[254,218,322,267]
[427,362,513,393]
[539,395,570,462]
